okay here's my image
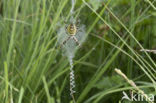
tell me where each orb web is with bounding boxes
[57,20,86,58]
[57,17,86,101]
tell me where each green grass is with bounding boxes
[0,0,156,103]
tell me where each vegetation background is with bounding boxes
[0,0,155,103]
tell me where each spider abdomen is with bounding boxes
[67,24,77,35]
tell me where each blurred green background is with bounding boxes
[0,0,155,103]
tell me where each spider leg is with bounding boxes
[77,27,84,32]
[65,25,68,34]
[61,36,71,47]
[76,19,80,26]
[72,36,80,47]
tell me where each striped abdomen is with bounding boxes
[67,24,77,35]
